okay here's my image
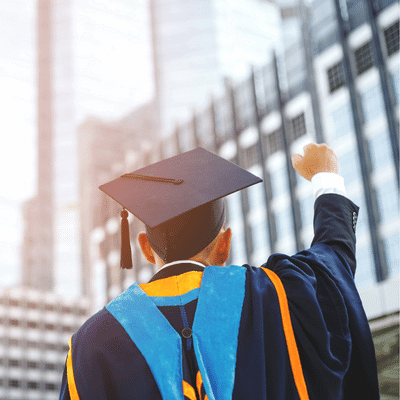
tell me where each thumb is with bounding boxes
[291,153,303,172]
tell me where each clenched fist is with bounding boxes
[291,143,338,181]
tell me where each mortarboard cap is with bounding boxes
[99,147,262,266]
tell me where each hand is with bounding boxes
[291,143,338,181]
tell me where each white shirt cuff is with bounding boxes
[311,172,347,200]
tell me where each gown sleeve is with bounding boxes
[264,193,379,399]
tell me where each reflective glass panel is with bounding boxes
[270,166,289,198]
[331,102,354,140]
[275,207,294,241]
[384,232,399,275]
[361,84,385,124]
[376,178,399,222]
[354,243,375,288]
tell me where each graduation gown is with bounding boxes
[59,194,379,399]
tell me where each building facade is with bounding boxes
[86,0,398,396]
[79,102,158,302]
[151,0,282,136]
[26,0,154,298]
[0,286,89,400]
[91,0,399,315]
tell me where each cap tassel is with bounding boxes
[120,208,133,269]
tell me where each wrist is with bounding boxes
[312,172,346,200]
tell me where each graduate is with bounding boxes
[60,143,379,400]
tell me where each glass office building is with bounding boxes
[311,0,399,294]
[92,0,399,319]
[83,0,398,396]
[0,286,89,399]
[29,0,154,298]
[151,0,281,136]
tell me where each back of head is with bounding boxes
[145,198,225,263]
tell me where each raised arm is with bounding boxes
[292,143,359,275]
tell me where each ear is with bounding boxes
[138,232,156,264]
[215,227,232,265]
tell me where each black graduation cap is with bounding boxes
[99,147,262,267]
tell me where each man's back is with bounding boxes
[60,144,379,399]
[61,194,379,399]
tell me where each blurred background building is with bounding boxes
[23,0,154,299]
[151,0,282,135]
[0,286,89,400]
[0,0,398,398]
[85,0,399,398]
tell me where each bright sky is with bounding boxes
[0,0,282,288]
[0,1,36,285]
[0,0,155,287]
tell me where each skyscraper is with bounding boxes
[25,0,154,297]
[92,0,398,313]
[310,0,399,295]
[150,0,282,136]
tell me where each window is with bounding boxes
[354,244,375,288]
[361,84,385,124]
[9,379,20,388]
[291,113,307,140]
[384,21,399,56]
[46,382,57,391]
[338,148,361,184]
[9,359,19,367]
[270,167,289,198]
[331,103,354,140]
[263,130,284,156]
[62,325,72,333]
[28,361,39,369]
[45,323,55,331]
[376,179,399,223]
[385,232,400,275]
[300,194,314,228]
[45,362,56,370]
[275,207,294,241]
[250,217,269,254]
[27,321,38,329]
[355,42,373,75]
[28,381,39,390]
[369,131,392,171]
[327,61,346,93]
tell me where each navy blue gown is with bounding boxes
[59,194,379,399]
